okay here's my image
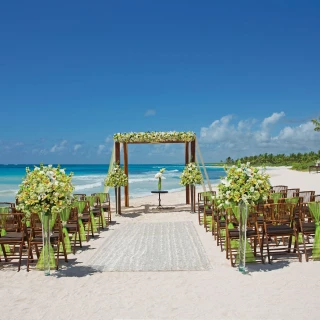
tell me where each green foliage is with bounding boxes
[104,163,128,187]
[234,150,320,171]
[180,162,203,186]
[290,162,312,171]
[16,164,74,216]
[312,117,320,132]
[216,162,271,206]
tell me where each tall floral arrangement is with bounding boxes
[180,162,203,186]
[155,168,166,190]
[104,163,128,187]
[216,162,271,207]
[16,164,74,216]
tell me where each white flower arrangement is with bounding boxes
[155,168,166,179]
[104,163,128,187]
[180,162,203,186]
[16,164,74,216]
[216,162,271,207]
[113,131,196,143]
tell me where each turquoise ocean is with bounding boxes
[0,164,226,203]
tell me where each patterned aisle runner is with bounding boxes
[88,221,211,272]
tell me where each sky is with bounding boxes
[0,0,320,164]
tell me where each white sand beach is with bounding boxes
[1,167,320,320]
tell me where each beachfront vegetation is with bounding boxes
[312,116,320,131]
[224,150,320,171]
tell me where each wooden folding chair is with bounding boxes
[92,193,111,223]
[0,212,26,271]
[261,203,301,263]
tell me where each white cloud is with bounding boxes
[50,140,67,153]
[97,144,105,155]
[261,112,285,129]
[144,109,156,117]
[199,112,320,161]
[105,135,113,143]
[74,144,82,151]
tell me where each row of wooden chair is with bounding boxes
[0,192,112,271]
[197,188,319,267]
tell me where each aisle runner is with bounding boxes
[88,221,211,272]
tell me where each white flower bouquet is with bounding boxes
[16,164,74,216]
[216,162,271,207]
[155,168,166,190]
[104,163,128,187]
[180,162,203,186]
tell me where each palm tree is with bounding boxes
[312,117,320,131]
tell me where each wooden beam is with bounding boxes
[114,142,121,214]
[123,143,129,207]
[185,142,190,204]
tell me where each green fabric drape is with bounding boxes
[72,201,87,241]
[308,202,320,260]
[59,207,72,254]
[95,193,107,203]
[229,203,256,263]
[0,207,11,254]
[270,192,282,204]
[285,197,299,204]
[85,196,98,233]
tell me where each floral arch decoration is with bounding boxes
[112,131,197,214]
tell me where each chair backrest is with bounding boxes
[294,191,315,204]
[263,203,295,223]
[29,213,43,236]
[311,194,320,202]
[271,185,288,193]
[68,207,79,222]
[286,188,300,198]
[73,194,86,201]
[0,212,23,232]
[198,191,216,202]
[91,193,110,204]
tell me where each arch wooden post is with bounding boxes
[191,140,196,162]
[115,142,121,214]
[123,142,129,207]
[185,142,190,204]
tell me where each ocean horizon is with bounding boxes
[0,163,226,203]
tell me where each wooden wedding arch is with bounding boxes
[112,131,196,214]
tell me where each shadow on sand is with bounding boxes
[53,262,102,278]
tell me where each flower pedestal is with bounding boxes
[41,212,51,276]
[190,184,196,214]
[238,201,248,274]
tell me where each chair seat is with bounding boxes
[228,227,256,238]
[301,222,316,233]
[266,225,294,235]
[65,223,78,229]
[0,232,24,241]
[30,234,59,243]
